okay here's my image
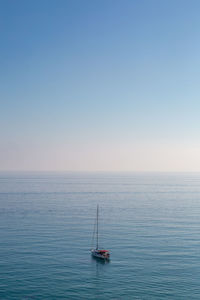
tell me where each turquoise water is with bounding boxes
[0,172,200,299]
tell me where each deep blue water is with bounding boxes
[0,172,200,299]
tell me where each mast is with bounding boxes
[96,204,99,249]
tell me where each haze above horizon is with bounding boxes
[1,0,200,172]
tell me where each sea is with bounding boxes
[0,172,200,299]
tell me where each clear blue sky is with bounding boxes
[1,0,200,171]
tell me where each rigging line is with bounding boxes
[90,212,97,250]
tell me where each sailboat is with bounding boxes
[91,205,110,260]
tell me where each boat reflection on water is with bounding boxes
[91,254,110,265]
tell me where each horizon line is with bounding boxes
[1,170,200,173]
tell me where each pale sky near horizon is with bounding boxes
[1,0,200,171]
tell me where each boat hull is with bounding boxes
[91,249,110,260]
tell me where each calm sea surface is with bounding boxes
[0,172,200,299]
